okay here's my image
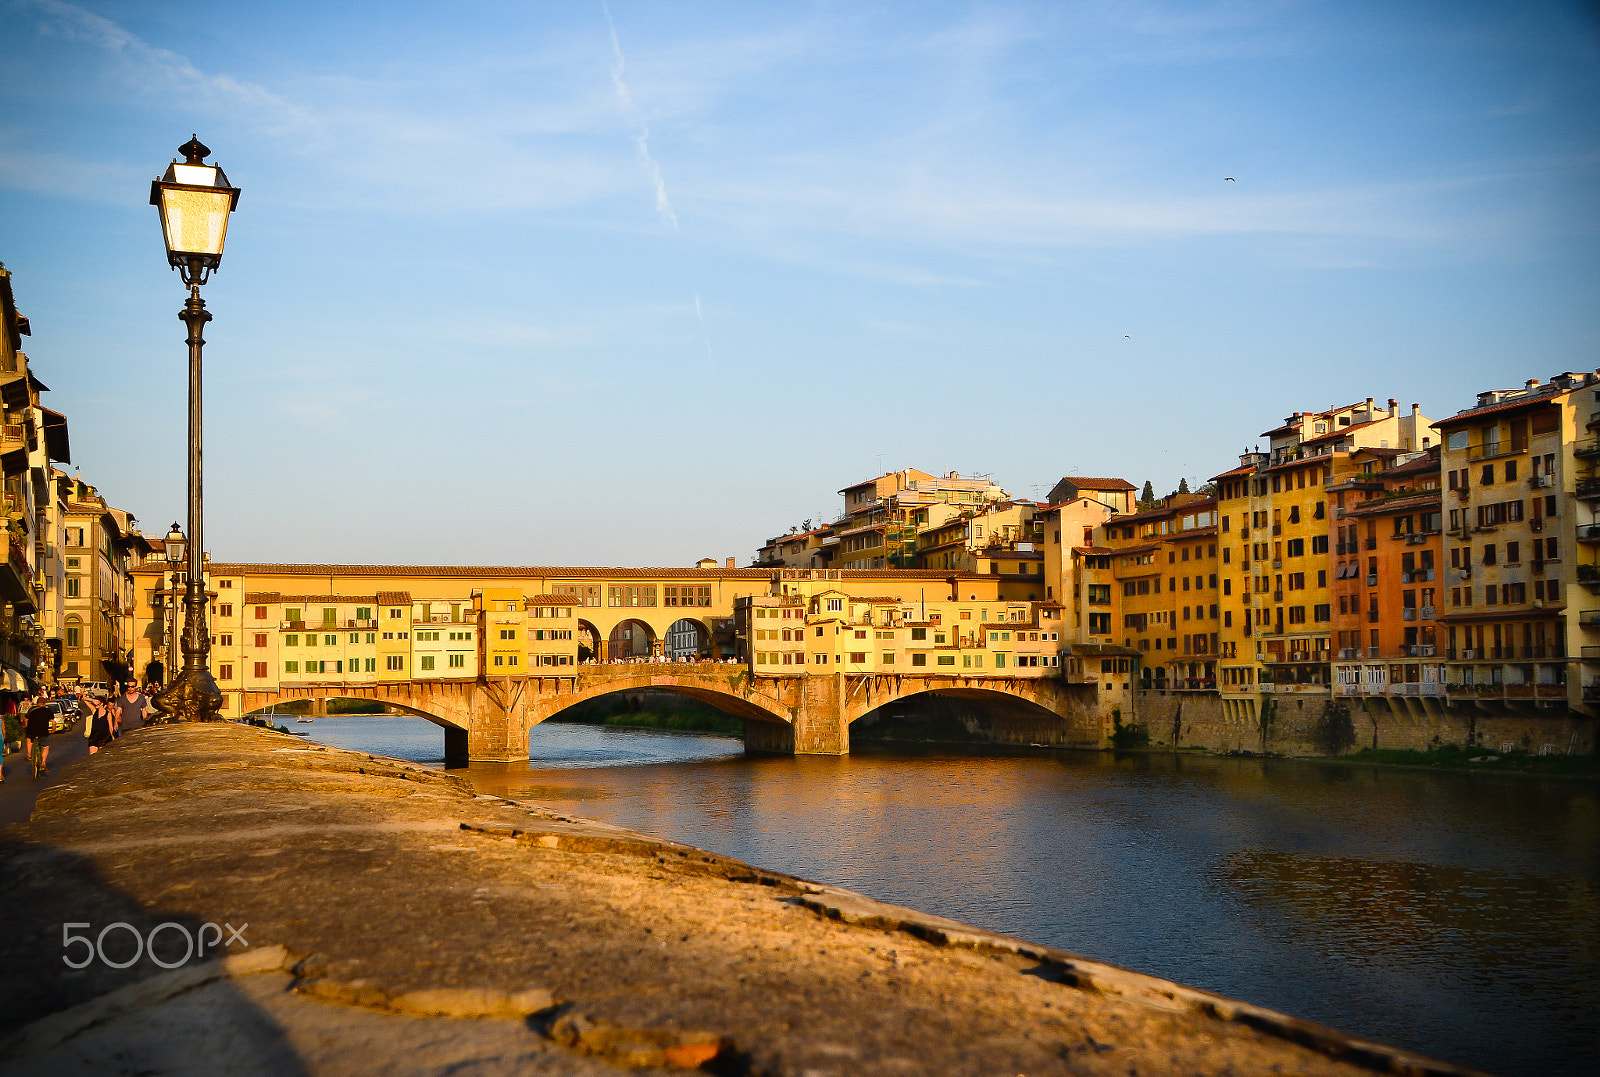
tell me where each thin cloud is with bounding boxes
[16,0,311,134]
[603,1,678,228]
[693,293,713,360]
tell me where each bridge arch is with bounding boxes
[845,680,1102,750]
[663,617,712,660]
[577,619,602,661]
[606,619,657,660]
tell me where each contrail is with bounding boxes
[603,1,677,228]
[694,293,713,361]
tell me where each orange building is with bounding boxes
[1329,447,1446,702]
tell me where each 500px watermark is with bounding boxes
[62,922,248,969]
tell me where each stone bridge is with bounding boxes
[242,661,1105,764]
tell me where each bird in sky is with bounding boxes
[1123,334,1130,339]
[1224,177,1235,182]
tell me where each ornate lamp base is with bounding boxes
[151,665,224,724]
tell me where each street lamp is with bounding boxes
[149,137,239,723]
[163,522,187,563]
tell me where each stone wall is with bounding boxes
[1135,690,1598,757]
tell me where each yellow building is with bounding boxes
[1437,373,1592,711]
[1098,495,1221,690]
[738,576,1067,678]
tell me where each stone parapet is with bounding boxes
[0,724,1481,1075]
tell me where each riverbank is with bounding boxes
[0,722,1481,1075]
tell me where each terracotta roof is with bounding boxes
[1072,545,1114,555]
[1259,422,1300,438]
[985,550,1044,560]
[1299,418,1383,446]
[1342,495,1442,518]
[1437,608,1561,624]
[1171,526,1218,540]
[243,593,379,604]
[1434,387,1573,430]
[1107,543,1159,557]
[376,591,412,606]
[139,563,983,581]
[1054,477,1136,491]
[526,595,577,606]
[1210,464,1255,480]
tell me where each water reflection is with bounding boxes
[302,716,1599,1076]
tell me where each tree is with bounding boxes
[1177,477,1190,494]
[1140,480,1154,508]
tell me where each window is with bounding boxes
[66,578,79,598]
[218,664,233,680]
[66,626,80,648]
[356,607,372,620]
[253,633,267,648]
[253,662,267,678]
[219,634,233,647]
[499,629,517,640]
[420,656,435,670]
[284,634,299,647]
[386,655,404,671]
[254,606,267,619]
[911,628,926,640]
[389,608,403,619]
[284,661,299,673]
[849,652,867,663]
[826,598,843,612]
[912,653,927,666]
[448,653,465,668]
[1286,538,1304,558]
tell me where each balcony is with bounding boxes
[1575,439,1600,460]
[1405,534,1427,546]
[1579,524,1600,543]
[1581,610,1600,628]
[1421,605,1436,619]
[1452,486,1469,500]
[1467,443,1524,462]
[1577,478,1600,501]
[1402,608,1417,621]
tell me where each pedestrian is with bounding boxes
[23,693,53,779]
[84,696,114,755]
[112,681,154,736]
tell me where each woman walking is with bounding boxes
[84,696,114,755]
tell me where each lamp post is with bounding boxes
[148,137,239,723]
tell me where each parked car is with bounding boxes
[77,680,110,699]
[46,700,73,733]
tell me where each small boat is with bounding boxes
[297,717,316,724]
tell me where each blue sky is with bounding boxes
[1,1,1596,566]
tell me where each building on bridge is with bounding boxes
[129,562,1017,719]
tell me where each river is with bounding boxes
[300,715,1599,1076]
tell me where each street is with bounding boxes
[0,714,90,825]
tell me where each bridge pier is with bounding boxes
[788,673,849,755]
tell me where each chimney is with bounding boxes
[1526,378,1540,391]
[725,556,735,569]
[1388,398,1397,416]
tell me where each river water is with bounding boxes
[300,716,1598,1076]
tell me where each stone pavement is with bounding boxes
[0,723,1486,1076]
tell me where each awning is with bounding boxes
[2,668,24,692]
[41,408,69,464]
